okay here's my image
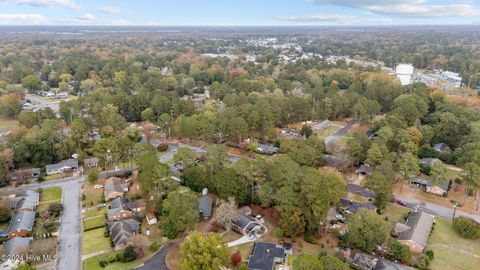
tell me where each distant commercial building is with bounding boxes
[395,64,414,86]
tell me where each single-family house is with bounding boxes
[420,158,441,168]
[146,213,157,225]
[3,237,31,256]
[395,211,435,253]
[107,219,140,249]
[6,211,35,239]
[11,190,40,212]
[356,164,373,176]
[255,144,278,155]
[339,198,377,215]
[104,177,129,201]
[45,159,78,175]
[231,214,264,236]
[433,143,451,154]
[127,199,146,214]
[346,184,377,199]
[9,168,41,182]
[198,195,214,221]
[411,178,451,196]
[247,242,287,270]
[107,197,134,222]
[352,252,377,270]
[83,157,99,168]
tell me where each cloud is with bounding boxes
[76,13,96,21]
[3,0,81,10]
[99,5,122,14]
[310,0,480,17]
[56,16,130,25]
[274,14,392,24]
[0,13,47,24]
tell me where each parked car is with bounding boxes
[396,200,406,206]
[93,184,103,189]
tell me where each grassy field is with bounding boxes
[83,207,107,219]
[427,219,480,270]
[83,184,104,207]
[83,228,112,255]
[0,117,18,131]
[82,250,145,270]
[38,187,62,211]
[84,216,106,230]
[40,187,62,201]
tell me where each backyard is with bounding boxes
[427,219,480,270]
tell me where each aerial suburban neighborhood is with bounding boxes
[0,1,480,270]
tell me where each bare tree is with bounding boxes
[215,197,237,232]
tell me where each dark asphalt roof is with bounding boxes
[340,198,376,214]
[346,184,377,198]
[247,242,285,270]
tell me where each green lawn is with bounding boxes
[383,204,410,229]
[83,207,107,219]
[0,117,18,131]
[83,228,112,255]
[38,187,62,212]
[427,219,480,270]
[82,250,144,270]
[0,222,8,230]
[40,187,62,202]
[84,216,106,231]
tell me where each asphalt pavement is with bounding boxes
[394,194,480,223]
[324,123,353,145]
[136,243,177,270]
[56,181,82,270]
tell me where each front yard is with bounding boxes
[427,219,480,270]
[83,228,112,255]
[38,187,62,211]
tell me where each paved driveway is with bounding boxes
[324,123,353,145]
[136,243,177,270]
[56,180,82,270]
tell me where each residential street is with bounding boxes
[0,168,134,270]
[56,180,82,270]
[394,194,480,223]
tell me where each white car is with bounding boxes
[93,184,103,189]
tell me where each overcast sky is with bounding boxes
[0,0,479,26]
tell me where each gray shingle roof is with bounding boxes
[107,197,132,218]
[398,211,434,248]
[13,190,40,211]
[104,177,126,198]
[3,237,31,255]
[107,219,140,247]
[7,211,35,234]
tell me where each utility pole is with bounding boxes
[452,203,458,220]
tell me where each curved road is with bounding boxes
[136,243,177,270]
